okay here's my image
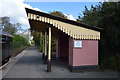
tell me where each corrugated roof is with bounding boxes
[0,31,13,38]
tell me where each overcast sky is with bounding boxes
[0,0,114,30]
[0,0,30,29]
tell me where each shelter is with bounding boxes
[25,8,101,72]
[0,31,13,66]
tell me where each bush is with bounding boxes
[100,56,119,70]
[12,34,30,49]
[110,56,119,70]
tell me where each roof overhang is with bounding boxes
[0,31,13,38]
[25,8,101,40]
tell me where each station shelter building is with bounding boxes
[25,8,101,72]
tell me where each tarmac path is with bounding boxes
[1,46,119,78]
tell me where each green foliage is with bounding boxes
[100,56,119,70]
[30,40,35,46]
[39,33,44,52]
[50,11,67,19]
[77,2,120,70]
[31,30,56,53]
[77,2,120,56]
[51,38,56,52]
[12,34,30,49]
[39,33,56,53]
[0,17,21,34]
[31,30,40,45]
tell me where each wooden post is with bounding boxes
[47,27,51,72]
[40,32,44,60]
[40,32,42,50]
[43,32,44,53]
[44,31,47,64]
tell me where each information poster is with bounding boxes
[74,40,82,48]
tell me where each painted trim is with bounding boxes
[48,27,51,60]
[26,7,101,40]
[67,64,99,72]
[27,13,100,40]
[0,32,13,38]
[25,8,102,32]
[0,34,13,38]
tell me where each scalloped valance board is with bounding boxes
[25,8,101,40]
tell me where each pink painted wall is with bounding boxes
[72,40,98,66]
[56,37,59,58]
[56,34,98,66]
[56,33,69,62]
[69,37,73,65]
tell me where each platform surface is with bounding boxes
[1,46,119,79]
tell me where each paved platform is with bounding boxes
[1,46,119,78]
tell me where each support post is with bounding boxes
[47,27,51,72]
[43,32,44,54]
[40,32,44,60]
[40,32,42,50]
[44,31,47,64]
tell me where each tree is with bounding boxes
[77,2,120,56]
[31,30,40,46]
[1,17,10,28]
[49,11,67,19]
[0,17,21,34]
[18,29,30,40]
[77,2,120,70]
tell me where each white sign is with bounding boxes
[74,40,82,48]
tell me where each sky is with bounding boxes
[24,2,99,19]
[0,0,104,29]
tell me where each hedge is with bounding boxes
[12,34,30,49]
